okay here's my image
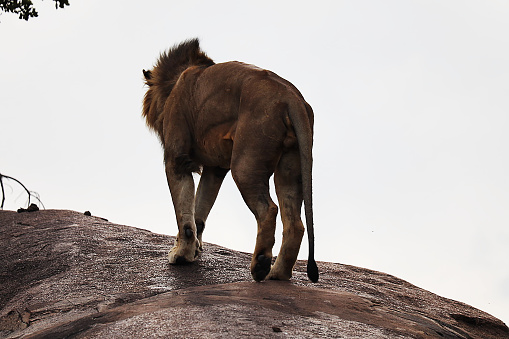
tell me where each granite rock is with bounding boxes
[1,210,507,338]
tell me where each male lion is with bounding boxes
[142,39,318,282]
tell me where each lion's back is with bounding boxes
[193,61,301,106]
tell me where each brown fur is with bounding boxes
[143,38,318,282]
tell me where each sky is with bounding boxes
[1,0,508,326]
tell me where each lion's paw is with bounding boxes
[251,254,272,282]
[265,267,291,281]
[167,242,199,265]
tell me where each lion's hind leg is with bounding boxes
[230,107,288,282]
[266,149,305,281]
[231,156,279,282]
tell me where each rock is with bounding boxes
[16,204,39,213]
[0,209,508,338]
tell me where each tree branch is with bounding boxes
[0,0,70,21]
[0,173,44,209]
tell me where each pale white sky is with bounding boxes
[1,0,508,325]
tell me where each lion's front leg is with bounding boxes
[165,160,201,264]
[194,166,229,250]
[167,212,201,264]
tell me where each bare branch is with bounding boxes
[0,173,44,210]
[0,174,5,209]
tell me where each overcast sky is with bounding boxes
[1,0,508,326]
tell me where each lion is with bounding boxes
[142,39,318,282]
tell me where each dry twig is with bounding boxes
[0,173,44,210]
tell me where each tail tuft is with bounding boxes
[307,259,319,283]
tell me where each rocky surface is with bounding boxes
[1,209,508,338]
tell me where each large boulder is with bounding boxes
[1,210,508,338]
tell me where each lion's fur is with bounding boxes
[142,39,318,282]
[143,39,215,138]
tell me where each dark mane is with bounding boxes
[143,38,215,134]
[151,38,214,94]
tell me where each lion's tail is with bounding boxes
[287,97,318,283]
